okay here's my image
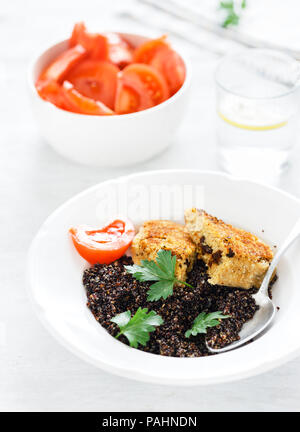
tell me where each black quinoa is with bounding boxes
[83,256,275,357]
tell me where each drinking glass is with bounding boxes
[215,49,300,185]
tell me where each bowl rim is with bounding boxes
[28,33,192,119]
[27,169,300,386]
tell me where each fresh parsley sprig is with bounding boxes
[185,311,230,338]
[111,307,163,348]
[125,249,194,302]
[219,0,246,28]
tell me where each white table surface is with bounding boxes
[1,0,300,412]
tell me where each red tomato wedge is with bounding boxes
[114,85,146,115]
[105,32,133,69]
[39,45,87,83]
[69,22,86,47]
[69,219,135,264]
[69,22,108,60]
[65,60,119,110]
[133,35,169,64]
[134,35,185,95]
[61,81,114,115]
[115,64,169,114]
[36,79,73,110]
[150,48,186,95]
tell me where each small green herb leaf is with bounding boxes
[124,263,160,282]
[111,307,164,348]
[219,0,246,28]
[185,311,230,338]
[220,1,234,9]
[222,11,239,28]
[155,249,176,279]
[125,249,194,302]
[147,280,175,302]
[110,310,131,327]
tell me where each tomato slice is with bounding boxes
[39,45,87,83]
[69,22,108,60]
[115,64,169,114]
[35,79,73,110]
[150,48,186,95]
[62,81,114,115]
[133,35,185,95]
[114,85,143,115]
[69,219,135,264]
[133,35,169,64]
[69,22,86,47]
[105,32,133,69]
[65,60,119,110]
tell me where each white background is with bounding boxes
[1,0,300,411]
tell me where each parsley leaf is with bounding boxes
[219,0,246,28]
[185,311,230,338]
[220,1,234,9]
[146,280,175,302]
[111,307,164,348]
[125,249,194,302]
[222,11,239,28]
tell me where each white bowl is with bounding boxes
[28,34,191,167]
[27,170,300,385]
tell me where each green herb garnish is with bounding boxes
[185,311,230,338]
[111,307,164,348]
[219,0,246,28]
[125,249,194,302]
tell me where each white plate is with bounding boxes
[28,170,300,386]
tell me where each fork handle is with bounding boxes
[259,217,300,296]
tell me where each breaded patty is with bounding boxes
[132,220,196,283]
[184,208,273,289]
